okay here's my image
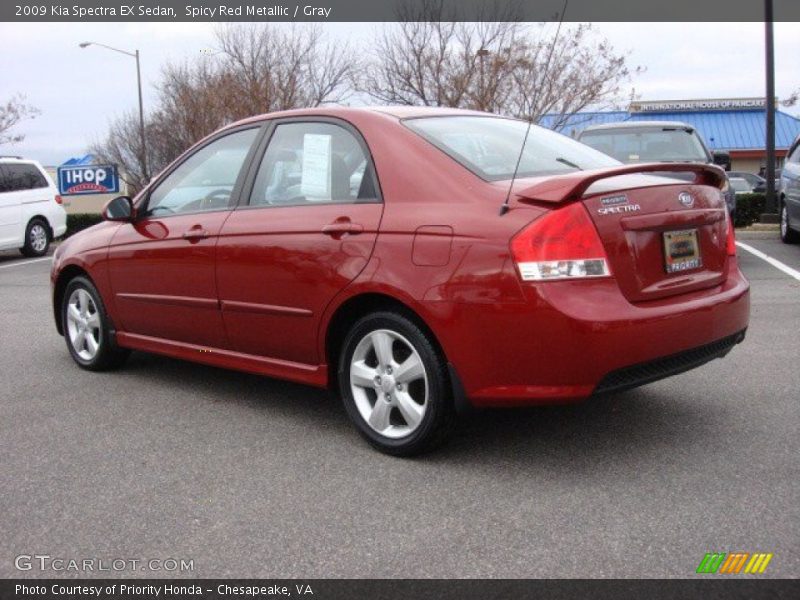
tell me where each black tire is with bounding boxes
[61,276,130,371]
[780,202,800,244]
[338,311,455,456]
[20,218,50,257]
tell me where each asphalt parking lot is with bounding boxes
[0,233,798,579]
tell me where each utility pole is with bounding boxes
[477,48,490,112]
[762,0,778,220]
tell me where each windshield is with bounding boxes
[579,126,710,164]
[403,116,619,181]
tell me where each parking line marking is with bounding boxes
[0,257,53,271]
[736,241,800,282]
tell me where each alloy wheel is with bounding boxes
[349,329,428,439]
[66,288,102,361]
[30,223,48,253]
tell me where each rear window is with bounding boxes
[0,163,48,193]
[579,127,710,164]
[403,116,618,181]
[729,178,750,193]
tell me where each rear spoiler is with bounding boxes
[515,162,727,204]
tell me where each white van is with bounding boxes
[0,157,67,256]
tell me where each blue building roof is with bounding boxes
[61,154,96,166]
[540,109,800,151]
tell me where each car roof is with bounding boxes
[227,105,507,129]
[0,156,42,166]
[582,120,695,132]
[362,106,494,119]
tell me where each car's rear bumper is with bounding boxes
[437,259,750,407]
[591,329,745,396]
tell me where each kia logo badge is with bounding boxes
[678,192,694,207]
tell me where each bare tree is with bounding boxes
[360,1,521,110]
[93,24,357,193]
[93,16,637,193]
[0,94,41,146]
[154,57,236,153]
[360,2,638,127]
[507,24,639,129]
[216,24,354,113]
[90,111,155,193]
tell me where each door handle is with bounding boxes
[182,227,210,240]
[322,221,364,237]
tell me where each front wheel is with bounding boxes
[62,276,130,371]
[338,311,455,456]
[780,203,800,244]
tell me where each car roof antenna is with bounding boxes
[500,0,569,216]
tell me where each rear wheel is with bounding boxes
[20,218,50,257]
[780,203,800,244]
[62,276,130,371]
[338,311,455,456]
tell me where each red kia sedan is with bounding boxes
[51,107,750,455]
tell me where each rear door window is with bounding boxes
[248,122,380,207]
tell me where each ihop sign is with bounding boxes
[58,164,119,195]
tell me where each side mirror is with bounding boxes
[712,151,731,170]
[102,195,133,222]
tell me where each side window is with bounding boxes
[249,122,378,207]
[2,164,48,192]
[0,167,9,193]
[146,128,259,217]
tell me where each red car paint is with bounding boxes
[51,106,750,406]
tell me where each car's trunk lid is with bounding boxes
[513,163,730,302]
[582,177,728,302]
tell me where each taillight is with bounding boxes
[55,195,63,205]
[726,210,736,256]
[510,202,611,281]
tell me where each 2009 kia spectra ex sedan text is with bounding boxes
[50,107,750,455]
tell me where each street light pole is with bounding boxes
[79,41,148,181]
[134,49,148,181]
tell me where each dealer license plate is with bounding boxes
[663,229,702,273]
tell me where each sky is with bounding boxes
[1,21,798,165]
